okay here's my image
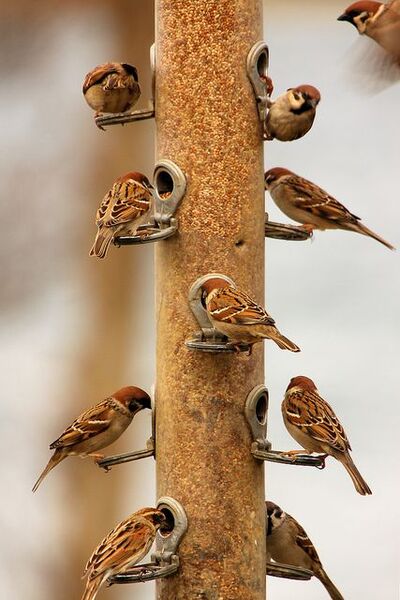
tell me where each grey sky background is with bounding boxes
[0,1,398,599]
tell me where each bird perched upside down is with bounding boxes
[338,1,400,64]
[265,167,395,250]
[282,376,372,495]
[265,84,321,141]
[82,507,166,600]
[32,386,151,492]
[90,171,153,259]
[200,277,300,354]
[83,62,141,118]
[266,501,344,600]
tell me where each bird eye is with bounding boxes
[128,400,138,411]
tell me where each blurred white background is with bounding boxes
[0,1,398,599]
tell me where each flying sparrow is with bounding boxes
[200,277,300,354]
[265,85,321,141]
[32,386,151,492]
[90,171,153,259]
[265,167,395,250]
[338,1,400,64]
[282,376,372,495]
[83,62,141,117]
[266,501,344,600]
[82,507,165,600]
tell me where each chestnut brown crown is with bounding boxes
[286,376,317,393]
[201,277,231,296]
[264,167,293,188]
[117,171,153,189]
[114,386,151,412]
[338,1,382,22]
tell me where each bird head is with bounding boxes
[337,2,383,33]
[287,85,321,112]
[114,386,152,414]
[264,167,293,190]
[266,501,285,535]
[121,63,139,82]
[200,277,231,306]
[119,171,154,192]
[286,376,317,393]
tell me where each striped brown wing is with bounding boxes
[284,389,351,453]
[285,176,360,224]
[84,515,156,581]
[50,399,114,449]
[208,287,275,325]
[287,514,321,567]
[103,179,151,227]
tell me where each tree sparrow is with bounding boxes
[266,501,344,600]
[82,507,165,600]
[32,386,151,492]
[265,167,395,250]
[265,85,321,142]
[338,1,400,64]
[83,62,141,117]
[282,376,372,495]
[201,277,300,354]
[90,171,153,259]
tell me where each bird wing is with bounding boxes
[50,400,115,449]
[287,514,322,567]
[82,63,122,93]
[84,516,156,580]
[208,287,275,325]
[284,176,360,224]
[101,180,151,227]
[284,389,351,453]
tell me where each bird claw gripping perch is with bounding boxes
[245,385,326,469]
[185,273,251,354]
[108,497,188,585]
[95,44,156,129]
[97,396,156,470]
[264,213,314,242]
[113,159,186,246]
[246,41,270,123]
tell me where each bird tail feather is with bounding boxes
[32,450,65,492]
[269,330,301,353]
[316,568,345,600]
[89,229,115,259]
[341,453,372,496]
[350,221,395,251]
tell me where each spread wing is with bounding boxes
[50,399,115,449]
[84,516,156,580]
[208,287,275,326]
[283,176,360,225]
[284,389,351,453]
[98,180,151,228]
[83,63,122,93]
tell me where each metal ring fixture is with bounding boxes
[267,562,313,581]
[246,41,270,122]
[265,216,313,242]
[95,44,156,129]
[245,385,326,469]
[97,394,156,470]
[108,497,188,585]
[185,273,251,353]
[114,159,186,246]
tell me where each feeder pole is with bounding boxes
[155,1,266,599]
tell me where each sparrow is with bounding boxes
[90,171,153,259]
[338,1,400,64]
[265,167,395,250]
[32,386,151,492]
[265,85,320,142]
[82,62,141,117]
[282,376,372,495]
[200,277,300,354]
[266,501,344,600]
[82,507,165,600]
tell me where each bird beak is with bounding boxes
[337,13,351,22]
